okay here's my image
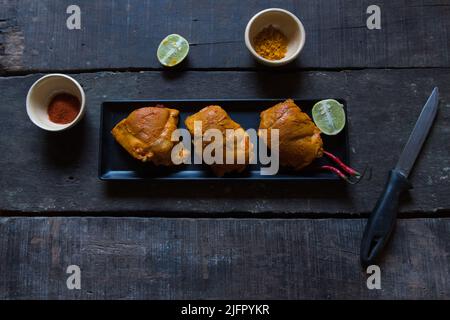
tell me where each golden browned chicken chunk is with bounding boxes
[185,105,251,177]
[259,99,323,170]
[111,106,180,166]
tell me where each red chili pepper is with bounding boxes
[323,150,361,177]
[320,165,361,184]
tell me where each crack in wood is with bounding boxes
[190,40,242,46]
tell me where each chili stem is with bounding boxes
[320,165,361,185]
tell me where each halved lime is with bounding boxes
[312,99,346,135]
[157,34,189,67]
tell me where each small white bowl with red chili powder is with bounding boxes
[26,74,85,131]
[245,8,306,66]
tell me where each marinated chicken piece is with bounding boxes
[185,105,251,177]
[259,99,323,170]
[111,106,180,166]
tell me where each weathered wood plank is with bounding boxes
[1,217,449,299]
[1,0,450,72]
[0,69,448,214]
[0,0,23,72]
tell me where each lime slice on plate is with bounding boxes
[157,34,189,67]
[312,99,346,135]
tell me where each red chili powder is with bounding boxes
[47,93,81,124]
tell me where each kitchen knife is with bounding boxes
[360,87,439,267]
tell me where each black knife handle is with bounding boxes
[360,169,412,267]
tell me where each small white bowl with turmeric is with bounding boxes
[245,8,305,66]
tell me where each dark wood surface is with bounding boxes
[1,217,450,299]
[1,0,450,73]
[1,0,449,299]
[0,69,449,215]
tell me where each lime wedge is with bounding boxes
[312,99,346,135]
[157,34,189,67]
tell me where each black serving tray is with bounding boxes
[99,99,349,180]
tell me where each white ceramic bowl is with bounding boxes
[26,74,86,131]
[245,8,306,66]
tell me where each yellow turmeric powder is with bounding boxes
[253,25,288,60]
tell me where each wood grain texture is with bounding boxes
[1,0,449,72]
[0,0,24,72]
[1,217,449,299]
[0,69,448,215]
[1,1,449,301]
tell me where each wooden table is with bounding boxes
[1,0,449,299]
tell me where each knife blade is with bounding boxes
[395,87,439,177]
[360,87,439,267]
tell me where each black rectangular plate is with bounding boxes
[99,99,349,181]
